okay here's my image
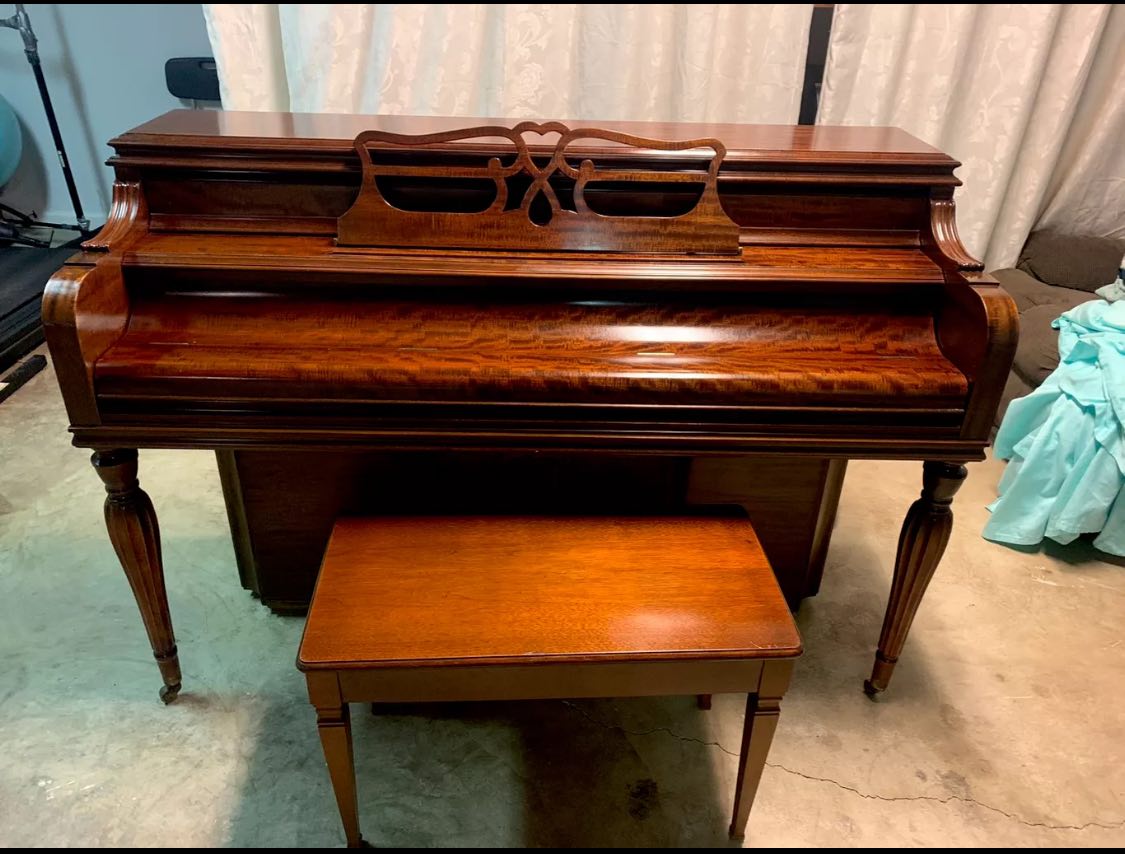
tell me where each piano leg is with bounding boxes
[865,460,967,697]
[91,449,181,704]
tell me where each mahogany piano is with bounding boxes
[43,111,1017,703]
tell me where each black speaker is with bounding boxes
[165,57,221,102]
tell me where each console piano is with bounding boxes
[44,111,1017,704]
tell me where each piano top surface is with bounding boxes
[115,110,955,168]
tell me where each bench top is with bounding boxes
[298,516,801,671]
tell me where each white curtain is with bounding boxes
[203,4,813,124]
[818,4,1125,271]
[1037,5,1125,244]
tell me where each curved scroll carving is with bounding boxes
[337,122,740,255]
[82,181,148,252]
[929,198,984,272]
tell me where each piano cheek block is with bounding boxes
[43,110,1016,701]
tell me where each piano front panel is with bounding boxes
[95,292,965,413]
[140,172,936,245]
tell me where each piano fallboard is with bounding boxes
[97,295,965,406]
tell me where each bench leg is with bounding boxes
[729,661,792,840]
[308,675,363,847]
[697,694,712,710]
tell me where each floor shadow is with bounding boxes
[226,694,734,848]
[989,534,1125,568]
[782,516,1003,803]
[791,521,951,707]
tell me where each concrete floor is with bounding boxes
[1,349,1124,847]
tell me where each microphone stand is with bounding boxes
[1,3,91,245]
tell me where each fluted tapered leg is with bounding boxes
[865,460,967,697]
[91,449,181,703]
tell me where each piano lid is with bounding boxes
[109,110,961,181]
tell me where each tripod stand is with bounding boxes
[1,3,91,247]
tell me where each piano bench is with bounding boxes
[298,515,802,847]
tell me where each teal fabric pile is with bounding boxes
[985,299,1125,555]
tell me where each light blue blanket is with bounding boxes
[984,299,1125,555]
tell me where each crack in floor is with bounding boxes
[561,701,1125,834]
[767,763,1125,832]
[561,700,738,756]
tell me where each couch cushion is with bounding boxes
[993,267,1093,315]
[1046,285,1098,315]
[1017,230,1124,292]
[1012,304,1070,386]
[992,268,1066,313]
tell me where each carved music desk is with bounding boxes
[43,112,1017,704]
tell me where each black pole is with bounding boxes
[2,4,90,234]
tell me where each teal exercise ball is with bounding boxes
[0,94,24,188]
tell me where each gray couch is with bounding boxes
[991,230,1125,424]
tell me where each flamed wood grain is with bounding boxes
[121,233,945,284]
[94,296,967,409]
